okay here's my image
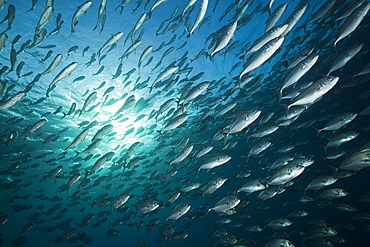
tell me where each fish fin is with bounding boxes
[196,168,201,179]
[325,164,338,177]
[202,204,211,217]
[311,126,321,137]
[324,43,337,53]
[279,103,290,117]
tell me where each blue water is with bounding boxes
[1,0,370,246]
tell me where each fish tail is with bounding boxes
[324,43,337,53]
[196,168,201,179]
[279,103,290,117]
[223,132,229,145]
[303,188,307,197]
[202,204,211,218]
[278,89,283,102]
[325,164,338,177]
[311,126,321,137]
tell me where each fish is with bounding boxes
[119,40,141,60]
[80,92,98,116]
[188,0,209,37]
[24,118,47,139]
[27,29,47,48]
[224,109,261,138]
[265,239,294,247]
[0,91,26,111]
[15,61,25,78]
[150,66,179,93]
[281,76,339,114]
[158,114,189,133]
[182,0,197,17]
[131,13,147,40]
[1,4,16,31]
[278,54,319,101]
[326,131,359,149]
[240,24,288,59]
[111,192,130,211]
[208,21,237,59]
[333,2,370,47]
[85,152,114,176]
[197,153,231,178]
[94,0,107,31]
[268,164,305,185]
[35,6,53,34]
[98,32,124,56]
[327,43,363,75]
[166,203,191,220]
[62,102,77,118]
[182,81,211,104]
[0,32,7,53]
[67,45,79,56]
[66,173,81,194]
[265,3,287,32]
[299,0,336,29]
[237,37,284,81]
[91,124,113,142]
[137,200,160,214]
[64,129,89,150]
[148,0,169,16]
[201,177,227,201]
[281,5,307,37]
[9,48,17,72]
[314,112,357,136]
[138,46,153,70]
[71,1,93,33]
[206,195,240,213]
[39,50,53,63]
[169,145,193,165]
[46,62,78,96]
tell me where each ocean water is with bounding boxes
[0,0,370,246]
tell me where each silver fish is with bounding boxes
[238,37,284,81]
[265,3,287,32]
[166,203,191,220]
[279,54,319,101]
[35,6,53,33]
[282,76,339,113]
[188,0,209,37]
[71,1,92,33]
[197,153,231,177]
[41,54,62,75]
[0,91,26,111]
[65,129,89,150]
[47,62,78,96]
[241,24,288,58]
[333,2,370,47]
[327,43,363,75]
[281,5,307,36]
[98,32,124,55]
[94,0,107,30]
